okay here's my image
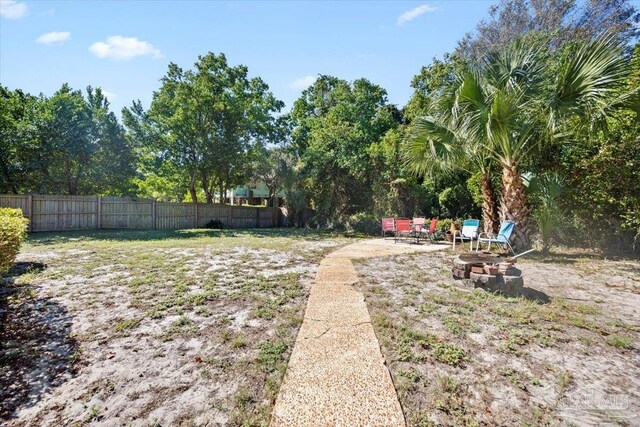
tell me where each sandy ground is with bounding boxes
[0,229,352,426]
[3,230,638,426]
[355,249,640,426]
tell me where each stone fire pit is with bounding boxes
[453,253,524,296]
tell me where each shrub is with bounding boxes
[346,213,380,236]
[528,173,565,253]
[438,218,462,234]
[0,208,29,274]
[307,217,346,232]
[439,218,453,234]
[438,184,478,219]
[204,219,225,229]
[308,213,380,235]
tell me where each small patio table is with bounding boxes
[409,221,425,244]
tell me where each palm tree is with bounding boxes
[406,98,499,234]
[408,35,634,251]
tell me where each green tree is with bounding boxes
[1,84,136,195]
[291,76,398,222]
[411,36,635,251]
[122,100,188,201]
[0,87,40,194]
[404,53,466,121]
[556,42,640,251]
[406,82,499,233]
[456,0,639,60]
[252,146,287,207]
[490,37,631,250]
[85,87,137,195]
[124,52,283,203]
[35,84,93,195]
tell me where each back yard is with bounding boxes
[0,229,351,426]
[1,230,639,426]
[356,249,640,426]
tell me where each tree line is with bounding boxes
[1,84,136,196]
[1,0,639,252]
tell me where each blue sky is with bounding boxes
[0,1,496,116]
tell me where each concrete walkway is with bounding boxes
[270,239,448,426]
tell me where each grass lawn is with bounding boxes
[356,249,640,426]
[1,229,352,426]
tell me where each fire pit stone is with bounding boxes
[452,254,524,296]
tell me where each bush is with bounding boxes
[439,218,453,234]
[528,173,565,253]
[307,217,346,232]
[204,219,225,229]
[438,184,478,219]
[0,208,29,274]
[346,213,380,236]
[437,218,462,234]
[307,213,380,235]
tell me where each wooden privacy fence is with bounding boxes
[0,194,280,232]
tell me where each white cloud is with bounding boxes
[89,36,162,60]
[101,90,116,100]
[0,0,28,19]
[36,31,71,44]
[397,4,437,26]
[289,75,317,90]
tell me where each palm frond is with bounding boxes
[455,72,493,146]
[404,115,463,177]
[484,39,544,93]
[553,34,630,117]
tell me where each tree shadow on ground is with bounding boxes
[25,228,341,246]
[0,263,79,421]
[4,262,47,278]
[529,250,640,263]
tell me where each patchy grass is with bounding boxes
[1,228,351,426]
[607,335,634,349]
[356,249,640,426]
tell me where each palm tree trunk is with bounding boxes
[499,164,531,252]
[481,172,498,234]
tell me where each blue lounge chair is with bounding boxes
[475,220,516,255]
[453,219,480,250]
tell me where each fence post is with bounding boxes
[152,200,157,230]
[97,196,102,229]
[194,203,199,228]
[27,195,33,232]
[256,208,260,228]
[228,205,233,228]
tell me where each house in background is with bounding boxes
[223,180,285,206]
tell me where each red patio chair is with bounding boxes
[394,218,412,243]
[381,217,395,239]
[425,218,438,243]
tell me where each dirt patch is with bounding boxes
[1,229,351,426]
[355,250,640,426]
